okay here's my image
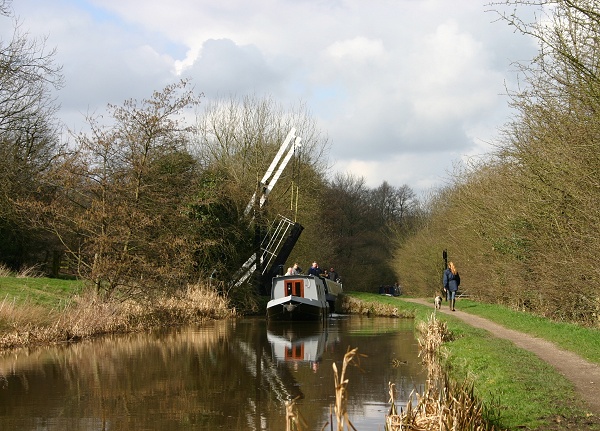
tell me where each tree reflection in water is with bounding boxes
[0,316,425,430]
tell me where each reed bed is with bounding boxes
[417,313,452,356]
[386,313,497,431]
[338,295,413,318]
[286,313,498,430]
[0,283,235,350]
[386,377,496,431]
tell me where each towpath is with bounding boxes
[401,297,600,415]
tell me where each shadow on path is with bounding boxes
[402,297,600,415]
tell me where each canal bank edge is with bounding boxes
[342,292,600,430]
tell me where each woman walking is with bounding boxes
[443,261,461,311]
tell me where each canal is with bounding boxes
[0,315,426,430]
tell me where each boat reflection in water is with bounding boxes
[263,316,427,430]
[267,322,330,377]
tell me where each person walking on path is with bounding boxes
[443,261,460,311]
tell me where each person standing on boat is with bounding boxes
[328,267,339,282]
[308,261,322,277]
[286,263,302,275]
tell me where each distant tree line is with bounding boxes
[394,0,600,325]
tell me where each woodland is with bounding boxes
[1,0,599,324]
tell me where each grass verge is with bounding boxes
[343,292,600,430]
[456,299,600,364]
[0,275,84,308]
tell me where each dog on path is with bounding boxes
[434,295,442,309]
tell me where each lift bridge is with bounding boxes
[229,128,304,295]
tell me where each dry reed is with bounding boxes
[15,265,42,278]
[416,313,452,355]
[0,282,235,351]
[385,314,496,431]
[0,264,11,277]
[285,397,308,431]
[338,295,413,318]
[332,347,365,431]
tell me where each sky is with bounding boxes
[2,0,538,196]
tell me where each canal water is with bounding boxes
[0,315,426,431]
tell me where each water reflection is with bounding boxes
[0,316,425,430]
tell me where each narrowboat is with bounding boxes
[266,274,342,321]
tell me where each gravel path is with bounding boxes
[401,297,600,414]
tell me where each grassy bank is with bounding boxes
[0,274,84,307]
[342,292,600,430]
[0,275,235,350]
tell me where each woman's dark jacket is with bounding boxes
[443,269,460,292]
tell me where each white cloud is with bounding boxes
[325,37,386,63]
[2,0,538,195]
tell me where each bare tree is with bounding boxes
[0,14,63,268]
[0,1,11,17]
[193,95,329,214]
[370,181,418,227]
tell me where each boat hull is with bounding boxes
[266,296,327,321]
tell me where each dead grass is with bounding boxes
[338,295,413,318]
[0,264,11,277]
[15,265,43,278]
[0,282,236,351]
[0,294,59,331]
[0,263,45,278]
